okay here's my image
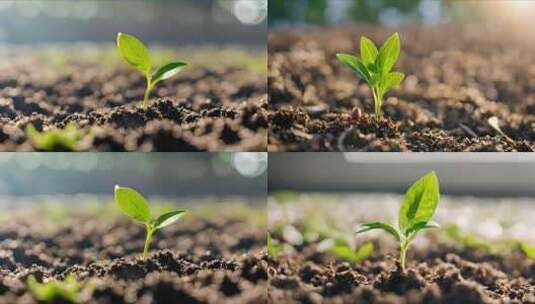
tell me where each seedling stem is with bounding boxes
[143,75,152,109]
[356,171,441,271]
[372,87,381,119]
[399,238,409,271]
[143,225,154,260]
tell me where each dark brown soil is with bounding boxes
[0,49,267,151]
[0,212,268,303]
[268,25,535,151]
[267,234,535,303]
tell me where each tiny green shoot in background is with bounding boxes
[337,32,404,120]
[26,123,86,152]
[267,232,285,257]
[330,241,374,264]
[27,275,81,304]
[114,185,187,260]
[356,171,440,271]
[116,32,187,108]
[520,242,535,260]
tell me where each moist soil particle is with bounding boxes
[267,237,535,304]
[0,215,268,304]
[268,25,535,151]
[0,55,267,151]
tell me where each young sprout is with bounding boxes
[356,171,440,271]
[330,241,374,264]
[116,32,187,108]
[114,185,186,260]
[27,275,81,304]
[267,232,283,257]
[26,123,86,151]
[337,33,405,120]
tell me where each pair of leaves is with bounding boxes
[27,275,81,303]
[26,123,86,152]
[356,171,441,241]
[337,33,404,97]
[114,185,186,231]
[330,241,374,264]
[116,32,187,87]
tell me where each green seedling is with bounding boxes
[337,32,405,120]
[267,232,283,257]
[27,275,81,304]
[114,185,187,260]
[356,171,440,271]
[445,225,495,253]
[26,123,86,151]
[116,32,187,108]
[446,225,520,255]
[330,241,374,264]
[520,242,535,260]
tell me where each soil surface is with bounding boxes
[268,25,535,151]
[0,207,268,303]
[0,47,267,151]
[268,236,535,304]
[268,194,535,303]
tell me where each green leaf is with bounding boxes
[360,36,379,66]
[27,275,81,303]
[356,222,401,241]
[376,32,400,75]
[405,220,440,237]
[267,232,274,256]
[267,232,283,257]
[422,220,440,229]
[152,210,186,230]
[380,71,405,95]
[330,245,357,262]
[117,32,151,75]
[354,242,374,262]
[114,185,151,224]
[151,62,187,86]
[336,53,370,83]
[520,242,535,260]
[330,241,374,264]
[26,123,84,152]
[398,171,440,233]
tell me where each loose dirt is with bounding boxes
[268,240,535,303]
[0,205,268,303]
[268,25,535,151]
[0,47,267,151]
[268,194,535,303]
